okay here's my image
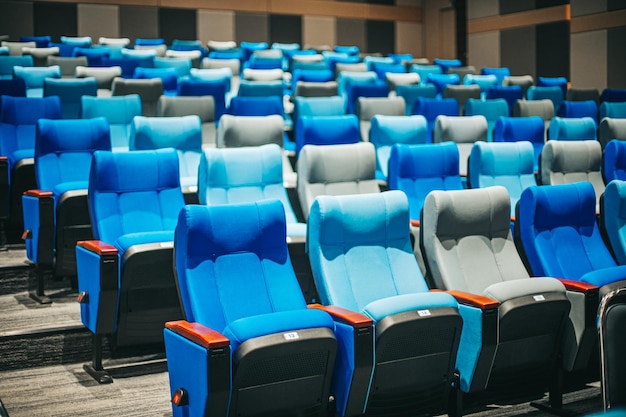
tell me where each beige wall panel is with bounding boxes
[422,0,454,61]
[77,4,119,39]
[570,0,606,17]
[468,31,500,70]
[571,30,608,91]
[396,21,423,57]
[303,16,336,50]
[468,0,499,20]
[197,9,235,45]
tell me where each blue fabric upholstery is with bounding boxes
[228,95,283,116]
[528,86,564,113]
[604,140,626,182]
[133,67,178,95]
[154,56,192,78]
[601,88,626,103]
[43,77,97,119]
[369,115,428,181]
[80,94,142,151]
[602,180,626,266]
[72,47,109,66]
[463,74,498,93]
[433,58,462,73]
[409,64,442,83]
[295,114,360,158]
[559,100,599,126]
[600,102,626,120]
[465,98,509,141]
[198,144,305,237]
[130,115,202,190]
[494,116,545,171]
[292,96,345,127]
[177,79,226,120]
[549,116,597,140]
[517,182,626,287]
[426,73,460,95]
[537,76,568,97]
[337,71,377,98]
[481,67,510,85]
[345,81,389,114]
[468,141,537,215]
[237,79,283,98]
[0,78,26,97]
[411,97,460,141]
[388,142,462,220]
[12,65,61,97]
[395,83,437,115]
[486,85,523,116]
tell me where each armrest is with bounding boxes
[0,156,8,219]
[24,189,53,198]
[22,189,55,266]
[77,240,118,256]
[433,289,500,310]
[308,303,373,328]
[165,320,230,349]
[556,278,599,294]
[410,219,420,228]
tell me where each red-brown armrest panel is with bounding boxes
[308,304,373,328]
[166,320,230,349]
[77,240,118,256]
[24,189,53,198]
[435,289,500,310]
[557,278,599,293]
[410,219,420,228]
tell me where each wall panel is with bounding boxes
[34,2,77,41]
[366,20,394,54]
[501,26,536,78]
[570,30,607,90]
[607,26,626,88]
[119,5,158,41]
[269,14,302,45]
[0,1,34,40]
[535,20,569,78]
[468,31,500,71]
[303,15,336,49]
[197,9,235,45]
[159,7,197,44]
[336,18,366,51]
[235,12,269,43]
[78,4,119,39]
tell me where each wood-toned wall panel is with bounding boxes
[336,18,366,52]
[468,5,569,34]
[571,31,607,91]
[235,12,269,44]
[197,9,235,45]
[396,21,422,57]
[119,5,158,40]
[468,31,500,71]
[570,0,607,17]
[467,0,498,20]
[571,10,626,33]
[77,4,119,39]
[303,16,336,50]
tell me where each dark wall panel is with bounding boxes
[269,14,302,45]
[501,26,536,78]
[235,12,269,44]
[607,26,626,88]
[535,20,569,79]
[536,0,568,8]
[336,18,366,52]
[159,7,197,44]
[500,0,535,15]
[0,1,34,40]
[120,6,159,41]
[34,2,76,41]
[608,0,626,11]
[366,20,395,54]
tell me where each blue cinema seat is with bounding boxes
[412,97,460,142]
[600,102,626,120]
[464,98,509,141]
[604,140,626,183]
[369,115,428,182]
[395,84,437,115]
[164,201,349,417]
[548,116,597,140]
[80,94,142,151]
[558,100,599,126]
[295,114,360,158]
[0,95,62,244]
[308,191,463,416]
[76,149,185,383]
[22,117,110,302]
[486,85,523,116]
[13,65,61,97]
[494,116,545,172]
[129,115,203,202]
[43,77,97,119]
[601,180,626,266]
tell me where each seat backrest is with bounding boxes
[597,288,626,410]
[442,84,481,113]
[217,114,283,148]
[237,79,283,98]
[566,88,600,103]
[548,116,597,140]
[485,85,523,115]
[426,73,460,95]
[412,97,460,140]
[604,140,626,183]
[154,56,192,78]
[600,118,626,148]
[388,142,463,220]
[175,200,307,330]
[228,95,283,117]
[35,117,111,194]
[502,75,534,96]
[0,96,62,159]
[345,82,390,114]
[198,144,299,225]
[157,95,216,147]
[464,98,509,141]
[356,96,405,141]
[516,182,617,280]
[75,65,122,90]
[133,67,178,92]
[46,56,87,77]
[494,115,546,170]
[88,149,184,246]
[0,77,27,97]
[602,180,626,265]
[297,142,379,219]
[527,85,564,113]
[600,102,626,120]
[43,77,97,119]
[1,41,36,56]
[369,115,428,180]
[433,115,488,176]
[468,141,537,214]
[295,114,360,157]
[513,99,554,131]
[111,77,164,116]
[539,140,605,206]
[293,80,339,98]
[13,65,61,92]
[558,100,599,125]
[81,94,142,151]
[481,67,510,85]
[463,74,498,91]
[537,76,568,97]
[337,70,377,98]
[601,88,626,103]
[130,115,203,184]
[307,190,429,312]
[421,186,530,294]
[396,84,437,115]
[0,56,34,78]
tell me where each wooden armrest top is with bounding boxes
[437,289,500,310]
[24,189,53,198]
[308,304,373,328]
[557,278,599,293]
[165,320,229,349]
[410,219,420,227]
[0,156,7,161]
[77,240,118,256]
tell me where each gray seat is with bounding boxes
[75,65,122,96]
[157,95,216,148]
[443,84,481,115]
[503,75,534,97]
[297,142,380,219]
[539,139,605,210]
[356,96,405,141]
[447,65,476,79]
[384,72,419,91]
[1,41,35,56]
[514,99,554,135]
[421,185,572,403]
[111,77,164,117]
[22,46,59,66]
[599,118,626,149]
[46,56,88,78]
[293,81,338,98]
[433,115,488,177]
[335,62,367,78]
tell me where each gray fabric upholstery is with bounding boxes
[293,81,338,98]
[157,96,216,147]
[566,88,599,103]
[422,186,550,295]
[443,84,481,114]
[1,41,35,56]
[297,142,380,219]
[111,77,163,117]
[503,75,534,96]
[599,118,626,148]
[165,49,201,68]
[207,40,237,51]
[22,47,59,66]
[47,56,88,78]
[433,115,488,176]
[335,62,367,78]
[135,44,166,56]
[217,114,283,148]
[448,65,476,79]
[75,65,122,92]
[385,72,419,91]
[356,96,405,141]
[514,99,554,134]
[539,140,605,208]
[242,68,283,81]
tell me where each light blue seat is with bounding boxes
[133,66,179,96]
[165,200,343,417]
[22,117,110,301]
[80,94,142,151]
[396,83,437,115]
[463,74,498,96]
[43,77,97,119]
[465,98,509,141]
[433,58,462,73]
[154,56,192,78]
[76,148,185,383]
[537,76,568,97]
[60,36,92,48]
[409,64,442,84]
[494,116,545,171]
[528,85,564,114]
[600,102,626,120]
[426,73,460,96]
[12,65,61,97]
[369,115,428,181]
[548,116,597,140]
[129,115,202,199]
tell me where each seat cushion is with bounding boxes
[483,277,565,303]
[114,230,174,253]
[362,292,457,324]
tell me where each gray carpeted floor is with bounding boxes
[0,247,606,417]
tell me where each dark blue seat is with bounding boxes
[76,149,185,383]
[604,140,626,183]
[486,85,523,116]
[295,114,360,158]
[22,117,110,302]
[43,77,97,119]
[411,97,460,142]
[558,100,599,126]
